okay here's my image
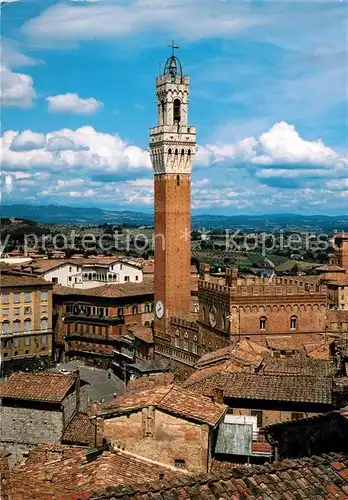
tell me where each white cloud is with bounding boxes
[2,126,151,174]
[1,122,346,212]
[0,65,35,108]
[46,93,103,115]
[10,130,46,151]
[22,1,265,45]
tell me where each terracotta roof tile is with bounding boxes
[126,372,175,392]
[261,355,335,377]
[6,445,187,499]
[127,324,153,343]
[92,453,348,499]
[0,371,76,403]
[61,412,96,446]
[182,372,333,405]
[53,278,153,298]
[101,385,227,427]
[0,274,51,287]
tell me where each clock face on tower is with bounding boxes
[155,300,164,319]
[209,306,217,328]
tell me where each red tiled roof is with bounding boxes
[127,324,153,343]
[53,278,153,298]
[102,384,227,427]
[5,444,187,499]
[183,371,333,405]
[0,371,75,403]
[92,453,348,499]
[126,372,175,393]
[61,412,95,446]
[261,355,335,377]
[0,274,51,288]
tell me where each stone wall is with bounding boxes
[104,408,210,473]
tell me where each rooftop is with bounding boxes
[0,273,51,288]
[183,371,333,405]
[61,412,96,446]
[0,371,77,403]
[101,384,227,427]
[92,453,348,499]
[5,444,187,499]
[126,372,175,393]
[261,355,335,377]
[53,278,154,298]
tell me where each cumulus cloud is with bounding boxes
[1,122,346,212]
[46,93,103,115]
[2,126,151,174]
[10,130,46,151]
[0,65,35,108]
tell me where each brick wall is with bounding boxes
[154,174,191,332]
[230,408,320,427]
[104,408,211,473]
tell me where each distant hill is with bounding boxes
[1,204,347,230]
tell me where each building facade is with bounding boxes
[53,281,154,366]
[0,272,54,375]
[150,49,196,334]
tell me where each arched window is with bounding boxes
[173,98,181,123]
[24,318,32,332]
[181,149,185,156]
[290,316,298,330]
[175,148,178,155]
[2,321,10,335]
[168,148,172,155]
[176,175,180,186]
[259,317,267,331]
[41,317,48,331]
[188,149,191,156]
[161,101,165,122]
[13,320,21,333]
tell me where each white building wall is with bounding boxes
[42,264,82,287]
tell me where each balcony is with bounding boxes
[0,328,53,339]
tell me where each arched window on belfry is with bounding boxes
[173,98,181,123]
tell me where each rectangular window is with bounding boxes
[25,336,31,346]
[2,309,9,317]
[183,340,189,351]
[51,277,58,284]
[41,305,47,314]
[14,321,21,333]
[174,459,186,469]
[251,410,263,428]
[41,291,48,302]
[24,307,32,315]
[192,343,198,354]
[14,293,20,303]
[13,337,19,347]
[104,308,109,317]
[41,335,47,345]
[125,276,129,282]
[14,307,20,316]
[68,277,72,282]
[1,294,9,304]
[24,292,32,303]
[291,412,304,420]
[117,308,124,317]
[135,275,138,281]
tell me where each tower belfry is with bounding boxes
[149,46,196,333]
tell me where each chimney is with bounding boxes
[226,266,238,286]
[200,263,210,281]
[74,369,80,413]
[93,416,104,448]
[212,388,224,405]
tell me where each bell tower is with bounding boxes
[149,45,196,333]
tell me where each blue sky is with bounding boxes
[1,0,347,215]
